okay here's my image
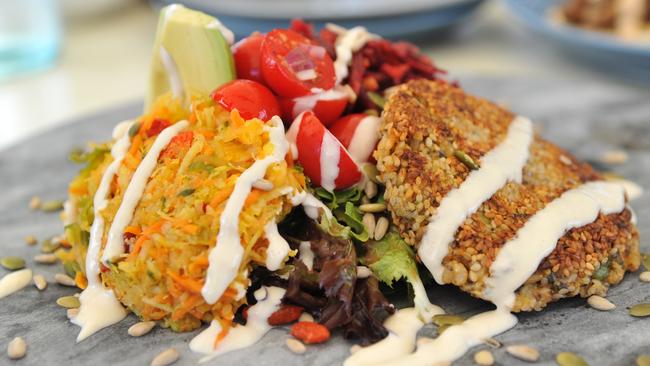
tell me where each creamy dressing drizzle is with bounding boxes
[320,131,341,192]
[159,46,184,100]
[202,117,289,304]
[298,241,315,270]
[72,121,134,341]
[290,191,334,221]
[285,112,304,159]
[190,286,285,363]
[102,120,189,263]
[419,116,533,284]
[612,177,643,201]
[291,87,349,117]
[0,269,32,300]
[264,220,291,271]
[331,26,378,83]
[347,115,380,163]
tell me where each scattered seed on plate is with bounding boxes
[482,338,502,349]
[432,314,464,327]
[506,344,540,362]
[374,217,389,240]
[361,163,379,183]
[298,312,314,323]
[639,271,650,283]
[29,196,41,210]
[364,180,378,199]
[33,274,47,291]
[0,256,26,271]
[416,337,434,347]
[40,238,61,254]
[356,266,372,279]
[637,355,650,366]
[150,348,179,366]
[556,351,588,366]
[362,213,376,240]
[474,349,494,366]
[7,337,26,360]
[54,273,76,287]
[642,253,650,271]
[34,254,58,265]
[599,149,628,165]
[286,338,306,354]
[56,295,80,309]
[252,179,274,191]
[67,308,79,319]
[349,345,362,354]
[629,303,650,317]
[128,321,156,337]
[24,235,37,246]
[559,155,572,165]
[359,203,386,213]
[41,199,64,212]
[587,295,616,311]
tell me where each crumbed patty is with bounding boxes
[375,80,640,311]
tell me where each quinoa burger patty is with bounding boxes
[375,80,640,312]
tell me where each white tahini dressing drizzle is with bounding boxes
[0,269,32,300]
[102,120,189,264]
[72,121,134,341]
[419,116,533,284]
[190,286,285,363]
[347,115,380,163]
[319,132,341,192]
[202,117,289,304]
[291,87,349,117]
[290,191,334,222]
[159,46,184,100]
[285,112,304,159]
[264,220,291,271]
[331,25,378,83]
[298,241,315,270]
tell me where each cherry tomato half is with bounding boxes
[261,29,336,98]
[286,111,361,190]
[232,33,265,83]
[211,80,281,121]
[329,113,381,163]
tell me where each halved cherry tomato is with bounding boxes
[329,114,381,163]
[261,29,335,98]
[211,80,280,121]
[286,111,361,191]
[279,93,347,127]
[232,33,265,83]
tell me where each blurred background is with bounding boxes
[0,0,648,150]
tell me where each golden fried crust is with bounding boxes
[376,80,640,311]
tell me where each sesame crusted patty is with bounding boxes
[375,79,640,312]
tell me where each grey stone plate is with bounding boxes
[1,76,649,365]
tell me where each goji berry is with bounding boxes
[267,305,304,326]
[290,321,330,344]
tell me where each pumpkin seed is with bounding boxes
[41,237,61,253]
[593,259,610,280]
[24,235,37,246]
[364,109,379,116]
[57,295,80,308]
[361,163,379,183]
[150,348,179,366]
[629,303,650,317]
[636,355,650,366]
[556,352,588,366]
[474,349,494,366]
[33,274,47,291]
[432,314,464,327]
[128,321,156,337]
[362,213,376,240]
[454,150,479,170]
[506,344,540,362]
[29,196,41,210]
[367,91,385,109]
[63,261,80,277]
[374,217,389,241]
[34,254,58,264]
[359,203,386,213]
[642,253,650,271]
[640,271,650,283]
[177,188,195,197]
[587,295,616,311]
[7,336,26,360]
[41,200,64,212]
[54,273,76,287]
[0,256,25,270]
[286,338,306,354]
[364,181,378,199]
[128,121,141,137]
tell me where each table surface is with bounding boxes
[0,0,647,151]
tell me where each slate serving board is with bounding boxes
[1,76,649,365]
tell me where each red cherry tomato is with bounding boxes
[279,94,347,127]
[287,111,361,190]
[261,29,336,98]
[329,113,381,163]
[232,33,265,83]
[211,80,281,121]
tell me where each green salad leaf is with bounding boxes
[314,187,363,210]
[362,230,418,286]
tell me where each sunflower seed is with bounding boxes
[587,295,616,311]
[24,235,37,246]
[362,213,376,240]
[56,295,80,309]
[474,349,495,366]
[356,266,372,279]
[416,337,434,347]
[599,149,628,165]
[0,256,25,270]
[286,338,306,354]
[559,155,572,165]
[41,200,64,212]
[556,351,588,366]
[640,271,650,283]
[54,273,76,287]
[150,348,179,366]
[374,217,389,241]
[350,345,362,354]
[299,313,314,323]
[33,274,47,291]
[637,355,650,366]
[482,338,502,349]
[359,203,386,213]
[432,314,464,327]
[67,308,79,319]
[7,337,26,360]
[364,181,378,199]
[34,254,58,265]
[128,321,156,337]
[629,303,650,317]
[506,344,540,362]
[252,179,274,191]
[29,196,41,210]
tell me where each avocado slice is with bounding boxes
[145,4,236,111]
